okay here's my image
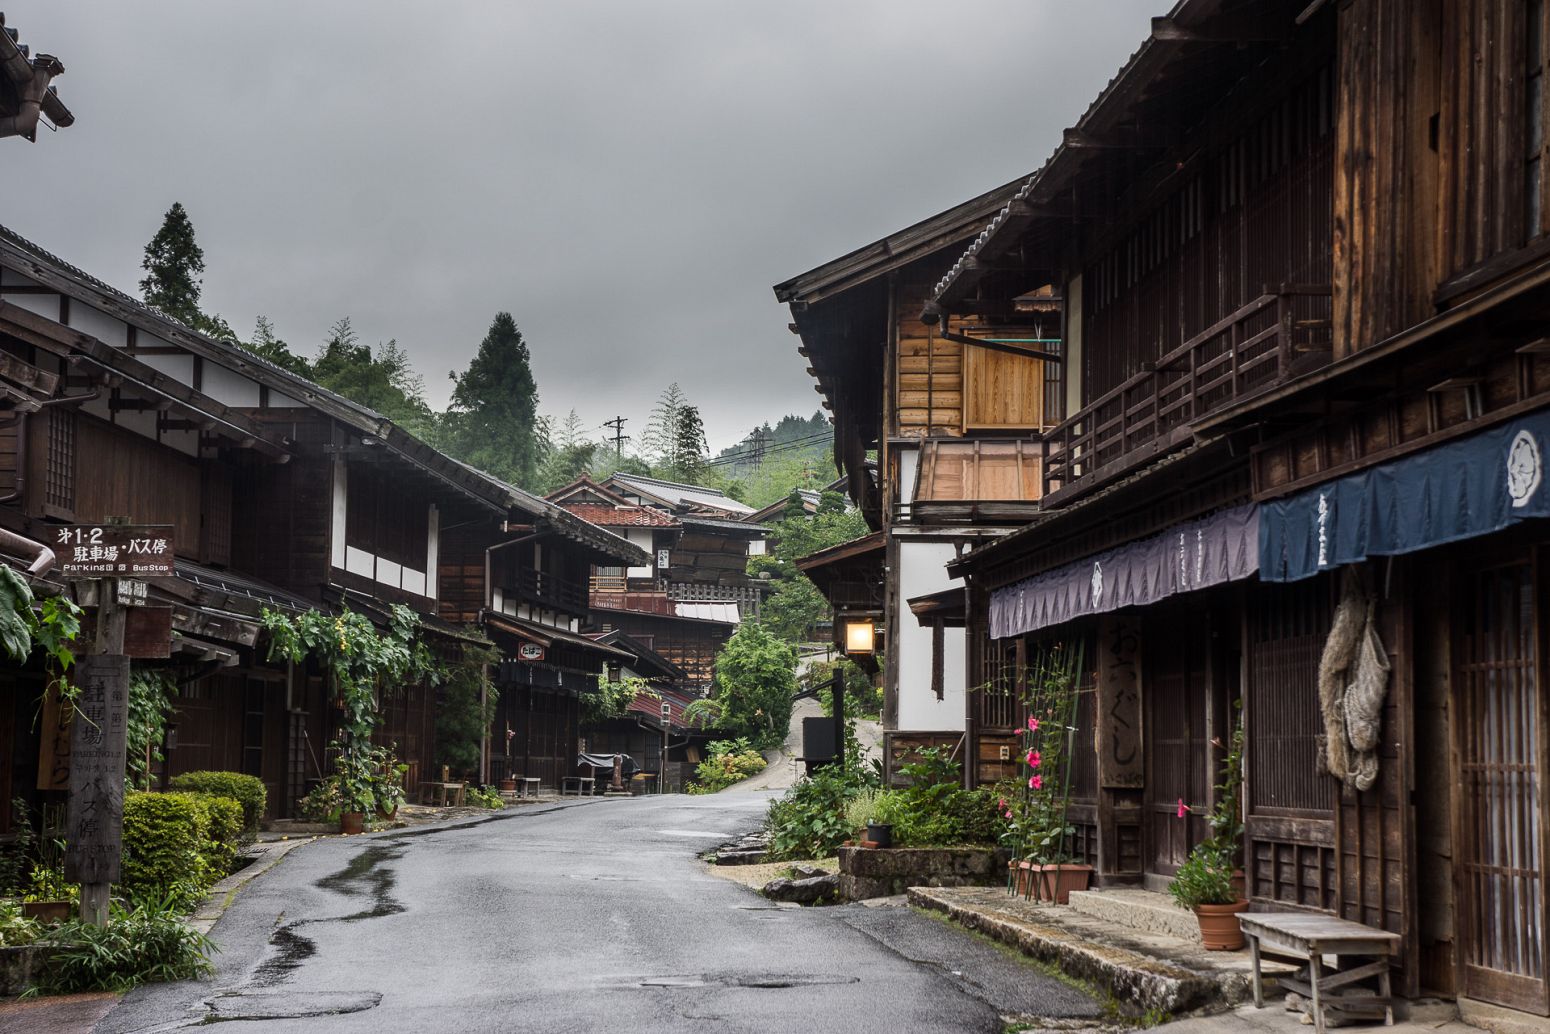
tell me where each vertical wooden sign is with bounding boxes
[36,682,72,791]
[1097,614,1144,789]
[63,653,130,887]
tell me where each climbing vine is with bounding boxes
[260,605,436,813]
[126,668,177,791]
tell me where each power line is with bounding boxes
[706,431,833,469]
[711,428,833,463]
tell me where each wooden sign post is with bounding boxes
[56,519,173,925]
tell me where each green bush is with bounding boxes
[687,738,767,794]
[120,791,242,912]
[765,765,875,860]
[464,785,505,809]
[167,771,266,837]
[29,896,214,994]
[865,749,1003,848]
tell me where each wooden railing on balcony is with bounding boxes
[510,568,588,615]
[1044,286,1331,498]
[589,574,627,595]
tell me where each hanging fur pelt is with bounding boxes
[1314,565,1391,792]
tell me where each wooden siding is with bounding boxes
[1438,0,1546,289]
[1333,0,1442,356]
[70,414,204,559]
[439,518,497,626]
[1082,64,1335,400]
[230,452,332,601]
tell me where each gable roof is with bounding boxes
[604,473,755,516]
[560,503,679,529]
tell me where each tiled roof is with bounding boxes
[626,687,698,730]
[607,473,755,516]
[559,502,679,529]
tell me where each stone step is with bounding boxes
[909,885,1297,1019]
[1068,887,1202,943]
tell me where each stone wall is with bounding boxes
[838,845,1008,900]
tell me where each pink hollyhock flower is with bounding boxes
[997,797,1006,809]
[1030,775,1043,790]
[1031,750,1041,768]
[1176,798,1189,818]
[1004,810,1013,820]
[1027,716,1039,732]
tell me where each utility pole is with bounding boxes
[749,428,769,473]
[604,416,629,462]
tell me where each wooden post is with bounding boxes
[832,667,846,772]
[65,574,128,927]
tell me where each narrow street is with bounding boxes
[96,795,1103,1034]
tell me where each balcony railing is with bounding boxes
[509,568,588,615]
[589,574,627,595]
[1044,286,1331,498]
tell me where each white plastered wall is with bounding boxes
[895,537,965,732]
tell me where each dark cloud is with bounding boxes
[1,1,1161,450]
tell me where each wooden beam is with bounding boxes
[1150,15,1290,44]
[1062,126,1177,151]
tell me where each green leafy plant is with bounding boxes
[0,900,42,947]
[1167,706,1246,910]
[26,895,215,995]
[464,785,505,809]
[998,639,1088,866]
[297,780,343,823]
[434,639,500,778]
[127,669,178,791]
[700,621,797,751]
[842,787,882,832]
[24,814,73,904]
[582,673,655,727]
[1167,843,1238,909]
[0,796,36,897]
[0,567,83,713]
[167,771,267,838]
[263,605,433,815]
[686,737,766,794]
[765,763,878,860]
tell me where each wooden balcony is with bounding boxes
[1044,287,1331,500]
[509,568,589,616]
[589,574,627,595]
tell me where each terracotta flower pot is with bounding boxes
[1194,899,1250,950]
[22,900,70,923]
[340,810,365,835]
[1037,863,1094,905]
[375,805,398,822]
[500,778,517,793]
[1015,860,1040,899]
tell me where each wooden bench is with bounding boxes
[418,781,465,807]
[1240,912,1401,1034]
[560,776,594,796]
[515,776,542,798]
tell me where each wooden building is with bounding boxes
[0,222,643,817]
[774,181,1047,777]
[871,0,1550,1020]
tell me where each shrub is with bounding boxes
[688,738,767,794]
[0,900,41,946]
[865,750,1003,848]
[120,791,242,912]
[464,785,505,809]
[167,771,267,837]
[765,765,874,860]
[29,897,213,994]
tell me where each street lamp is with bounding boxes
[844,619,876,656]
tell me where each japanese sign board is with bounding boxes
[657,549,671,570]
[55,525,175,578]
[64,654,130,885]
[1096,614,1144,790]
[115,580,150,607]
[517,642,545,662]
[36,682,71,791]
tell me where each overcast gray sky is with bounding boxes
[2,2,1160,452]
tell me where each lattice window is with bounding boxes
[43,407,74,515]
[1248,577,1334,815]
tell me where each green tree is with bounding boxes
[668,403,708,483]
[641,383,690,470]
[139,202,205,326]
[311,318,436,438]
[243,316,313,377]
[440,312,544,489]
[535,410,601,492]
[750,491,869,644]
[704,622,797,750]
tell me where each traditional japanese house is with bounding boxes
[907,0,1550,1019]
[774,180,1048,779]
[580,630,709,792]
[0,13,74,144]
[548,475,758,693]
[0,223,641,816]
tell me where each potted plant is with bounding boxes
[22,861,74,923]
[370,745,408,821]
[1169,711,1248,949]
[1168,842,1247,949]
[332,737,377,834]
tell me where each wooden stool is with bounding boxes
[1240,912,1401,1034]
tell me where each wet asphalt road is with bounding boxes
[96,794,1101,1034]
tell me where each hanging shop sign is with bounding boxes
[988,503,1260,639]
[55,524,174,578]
[1259,408,1550,582]
[517,642,546,662]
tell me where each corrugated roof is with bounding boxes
[607,473,755,516]
[673,602,742,625]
